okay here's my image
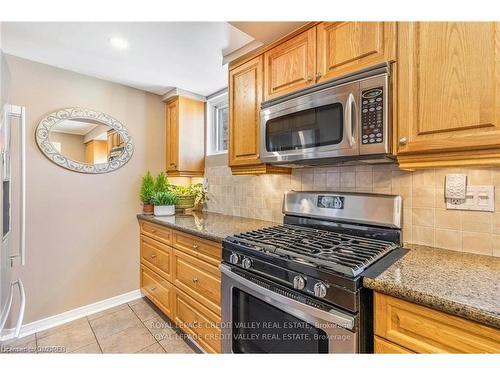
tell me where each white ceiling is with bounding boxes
[52,119,98,135]
[1,22,256,96]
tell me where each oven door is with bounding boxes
[260,82,359,164]
[220,264,358,353]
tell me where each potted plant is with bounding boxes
[153,191,177,216]
[154,172,169,193]
[140,171,155,214]
[168,183,207,211]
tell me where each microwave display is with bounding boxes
[265,103,343,152]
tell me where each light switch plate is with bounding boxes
[446,185,494,212]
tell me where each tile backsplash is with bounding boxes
[205,163,500,257]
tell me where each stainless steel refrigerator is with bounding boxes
[0,103,26,340]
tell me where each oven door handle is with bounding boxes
[220,264,355,330]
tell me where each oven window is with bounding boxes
[265,103,343,152]
[232,288,329,353]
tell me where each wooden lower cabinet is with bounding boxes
[172,249,221,315]
[374,292,500,354]
[140,265,174,319]
[172,288,222,354]
[374,336,414,354]
[139,221,222,353]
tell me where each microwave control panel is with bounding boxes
[360,87,384,145]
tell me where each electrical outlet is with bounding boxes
[446,185,494,212]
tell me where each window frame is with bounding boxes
[206,90,228,156]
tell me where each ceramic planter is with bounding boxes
[143,203,154,215]
[154,205,175,216]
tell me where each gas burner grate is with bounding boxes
[230,224,398,277]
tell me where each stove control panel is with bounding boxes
[361,87,384,145]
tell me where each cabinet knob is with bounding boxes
[192,277,198,283]
[151,229,157,233]
[150,254,157,259]
[316,72,322,79]
[399,137,408,146]
[150,286,157,292]
[192,243,199,250]
[306,76,313,82]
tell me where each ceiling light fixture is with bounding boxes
[109,36,129,50]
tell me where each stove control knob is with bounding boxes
[242,258,252,269]
[293,275,306,290]
[229,253,240,264]
[313,282,327,298]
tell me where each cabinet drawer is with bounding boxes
[374,292,500,353]
[140,235,173,281]
[140,220,173,245]
[173,250,221,315]
[140,265,174,319]
[173,288,222,354]
[173,231,221,266]
[374,336,414,354]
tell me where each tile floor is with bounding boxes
[1,298,199,354]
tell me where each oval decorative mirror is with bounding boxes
[36,107,134,174]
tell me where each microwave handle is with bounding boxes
[345,93,357,147]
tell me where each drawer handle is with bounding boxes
[192,244,199,250]
[150,254,157,259]
[151,229,157,233]
[150,287,157,292]
[192,277,198,283]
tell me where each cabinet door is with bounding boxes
[263,28,316,100]
[316,22,396,83]
[397,22,500,157]
[228,55,263,166]
[165,99,179,171]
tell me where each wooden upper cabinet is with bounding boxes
[316,22,396,83]
[229,56,263,167]
[397,22,500,168]
[165,96,205,177]
[263,28,316,101]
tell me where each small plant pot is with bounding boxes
[154,205,175,216]
[143,203,154,215]
[175,195,195,211]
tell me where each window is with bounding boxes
[207,90,228,155]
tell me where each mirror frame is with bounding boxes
[36,107,134,174]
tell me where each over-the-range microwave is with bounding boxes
[260,63,394,166]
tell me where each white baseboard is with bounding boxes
[0,289,143,341]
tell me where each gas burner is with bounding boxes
[229,224,398,277]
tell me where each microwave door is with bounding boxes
[260,82,360,163]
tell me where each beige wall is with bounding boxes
[205,161,500,257]
[6,55,165,324]
[49,132,86,162]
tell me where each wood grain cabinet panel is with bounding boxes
[165,96,205,177]
[397,22,500,168]
[173,288,222,354]
[374,292,500,353]
[140,265,174,319]
[173,230,221,266]
[374,336,414,354]
[140,235,173,282]
[139,220,173,245]
[264,27,316,100]
[229,55,263,167]
[172,250,221,315]
[316,22,396,82]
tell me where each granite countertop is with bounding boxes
[137,211,277,243]
[364,244,500,329]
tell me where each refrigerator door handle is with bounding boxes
[7,105,26,266]
[0,279,25,338]
[12,279,26,337]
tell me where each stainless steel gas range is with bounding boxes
[220,191,407,353]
